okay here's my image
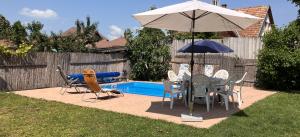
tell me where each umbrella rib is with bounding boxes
[195,11,211,20]
[179,12,192,19]
[216,13,244,30]
[143,14,168,27]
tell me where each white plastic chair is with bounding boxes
[192,74,212,112]
[234,72,248,107]
[204,65,214,77]
[213,79,238,111]
[212,69,229,93]
[213,69,229,80]
[168,70,179,82]
[178,64,191,81]
[162,80,184,109]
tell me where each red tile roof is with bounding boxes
[62,27,108,40]
[0,39,14,47]
[95,37,127,49]
[235,6,274,37]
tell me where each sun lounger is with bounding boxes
[82,69,123,102]
[56,65,84,95]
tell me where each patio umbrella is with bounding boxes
[133,0,260,118]
[178,40,234,65]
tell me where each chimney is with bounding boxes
[221,4,227,8]
[212,0,219,6]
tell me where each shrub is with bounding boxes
[256,21,300,90]
[126,28,171,81]
[0,42,33,57]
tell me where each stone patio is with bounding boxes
[14,86,275,128]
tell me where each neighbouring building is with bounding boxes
[219,5,275,38]
[62,27,127,52]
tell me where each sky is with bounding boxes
[0,0,298,40]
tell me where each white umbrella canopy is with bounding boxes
[133,0,261,32]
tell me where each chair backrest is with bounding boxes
[225,78,235,93]
[235,72,248,84]
[83,69,101,93]
[204,65,214,77]
[168,70,179,82]
[213,69,229,80]
[182,72,191,81]
[178,64,190,81]
[163,79,173,94]
[56,65,70,85]
[193,74,210,97]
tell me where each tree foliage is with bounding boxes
[127,28,171,81]
[75,16,101,48]
[256,21,300,90]
[0,14,12,40]
[11,21,27,45]
[0,14,102,53]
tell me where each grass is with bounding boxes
[0,92,300,137]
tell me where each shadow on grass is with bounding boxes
[232,110,249,117]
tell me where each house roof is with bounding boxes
[235,5,274,37]
[61,27,77,36]
[62,27,108,40]
[0,39,14,47]
[95,37,127,49]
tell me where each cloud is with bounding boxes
[20,7,58,19]
[108,25,124,40]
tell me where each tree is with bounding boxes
[11,21,27,45]
[127,27,171,81]
[75,16,101,47]
[0,14,12,39]
[27,21,50,51]
[256,21,300,90]
[49,32,87,52]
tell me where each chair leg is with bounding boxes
[231,95,236,108]
[74,86,81,93]
[92,93,99,103]
[60,85,70,95]
[170,94,174,109]
[162,92,166,107]
[239,85,243,103]
[224,96,229,111]
[183,93,188,107]
[237,92,241,107]
[206,96,210,112]
[212,92,216,109]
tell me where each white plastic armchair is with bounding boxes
[213,69,229,80]
[193,74,212,112]
[162,80,184,109]
[234,72,248,107]
[213,79,237,111]
[204,65,214,77]
[168,70,179,82]
[178,64,190,81]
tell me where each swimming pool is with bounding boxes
[102,82,168,97]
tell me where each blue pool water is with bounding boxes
[102,82,168,97]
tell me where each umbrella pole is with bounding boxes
[188,10,196,116]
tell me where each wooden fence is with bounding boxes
[171,37,263,59]
[170,37,263,86]
[0,52,129,91]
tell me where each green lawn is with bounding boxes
[0,92,300,137]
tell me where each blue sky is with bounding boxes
[0,0,298,40]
